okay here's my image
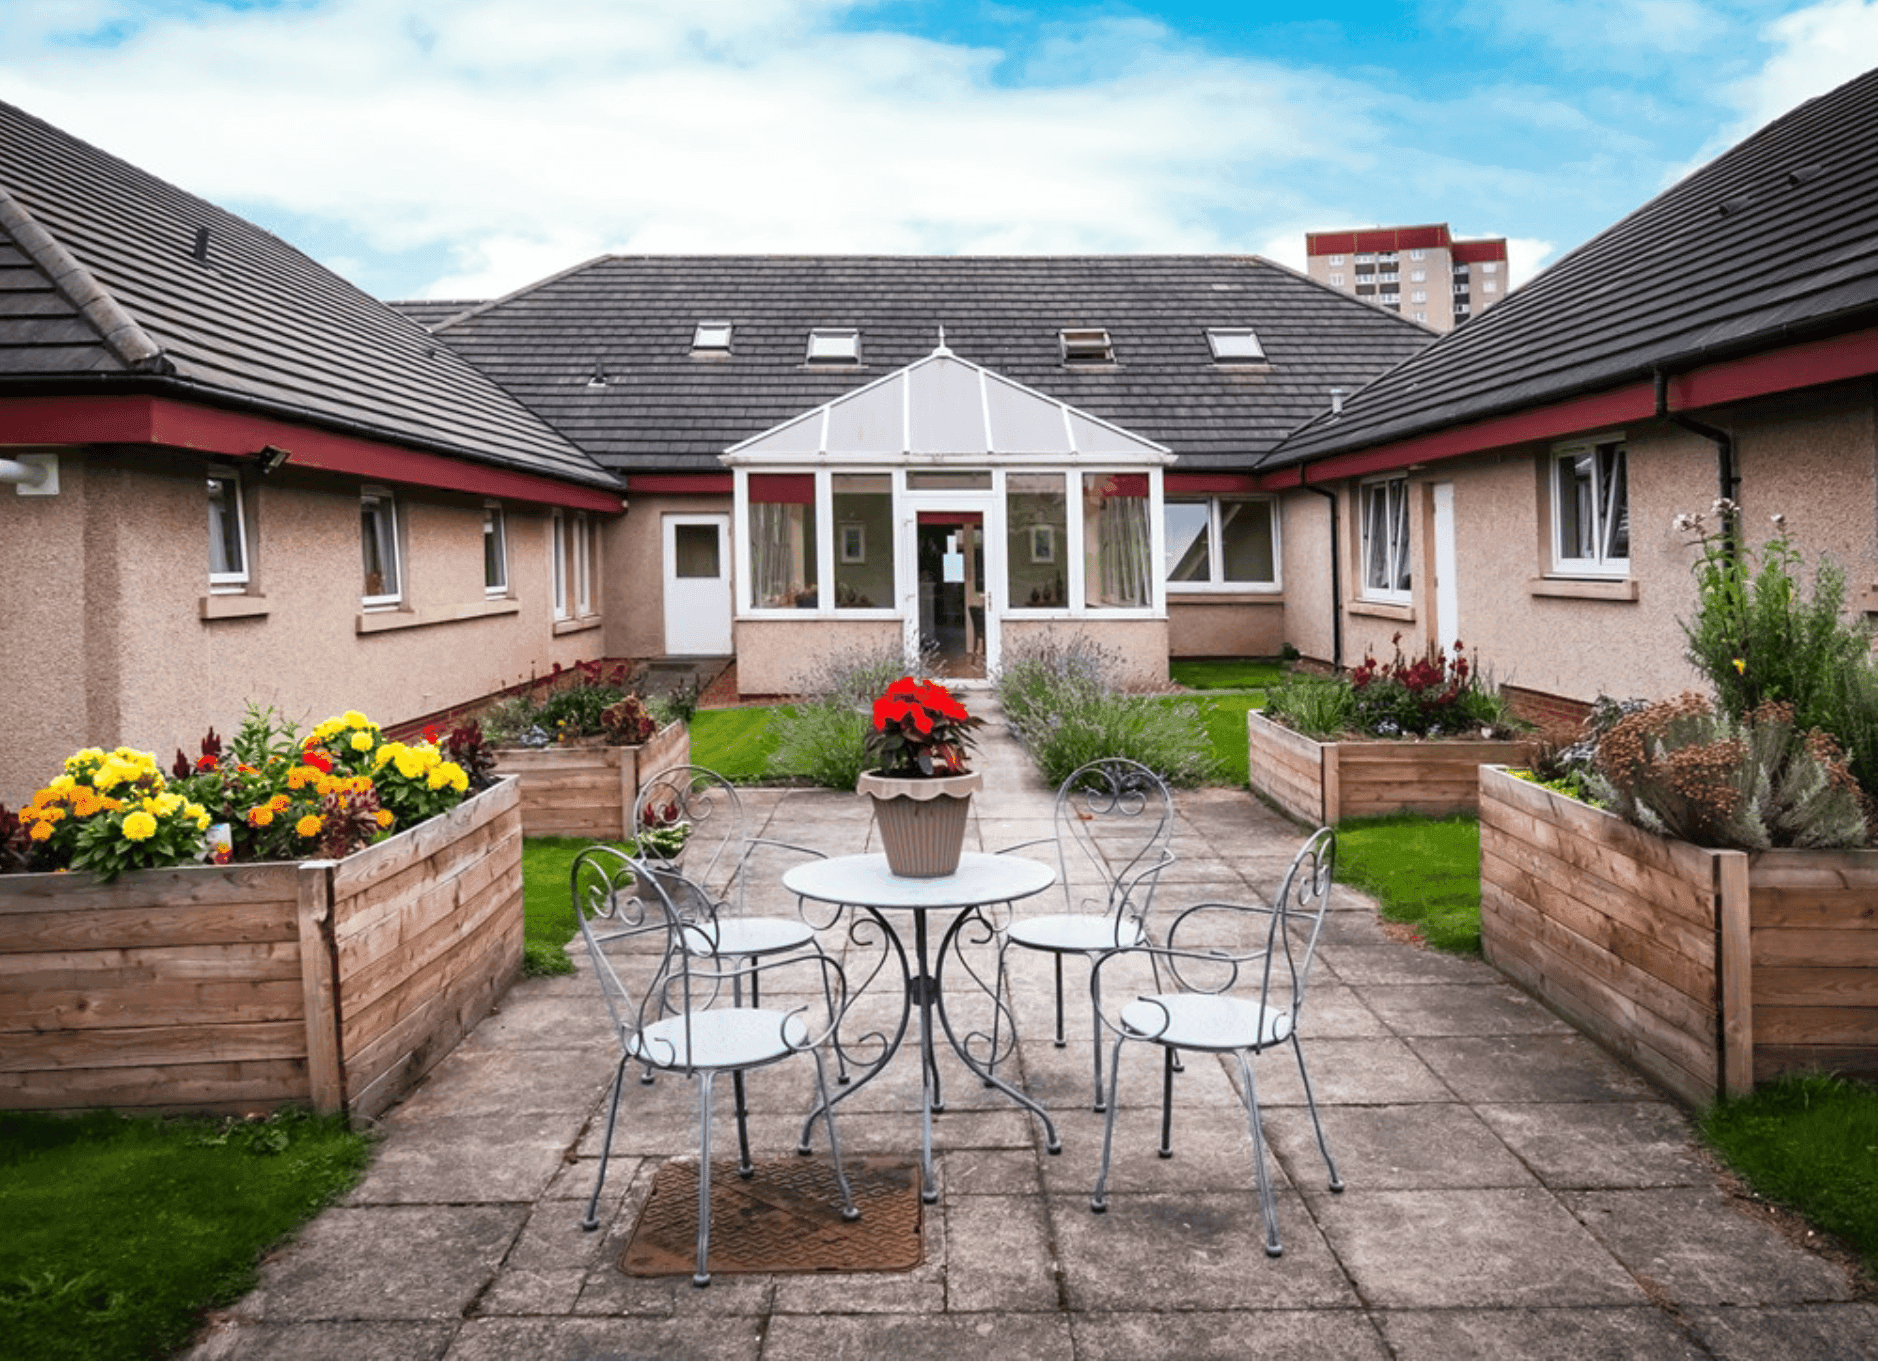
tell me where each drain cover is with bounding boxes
[621,1156,922,1277]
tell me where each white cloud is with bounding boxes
[1725,0,1878,136]
[1504,236,1558,285]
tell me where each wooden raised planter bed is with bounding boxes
[0,777,523,1120]
[1480,764,1878,1106]
[493,720,689,839]
[1247,709,1533,825]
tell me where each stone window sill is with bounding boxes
[199,593,270,620]
[357,598,522,635]
[1528,577,1639,601]
[1348,598,1415,622]
[552,615,603,636]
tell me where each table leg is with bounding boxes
[933,906,1062,1156]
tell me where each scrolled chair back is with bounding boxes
[1053,757,1176,926]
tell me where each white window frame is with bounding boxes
[208,470,249,592]
[1205,327,1265,363]
[483,501,508,597]
[692,320,732,353]
[1551,438,1630,577]
[1483,280,1499,294]
[1059,327,1114,364]
[1327,254,1344,265]
[1358,475,1412,602]
[1409,249,1426,261]
[1164,496,1280,593]
[360,486,402,609]
[1329,273,1344,286]
[807,327,860,363]
[1482,261,1500,273]
[1410,269,1426,283]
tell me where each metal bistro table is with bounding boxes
[784,851,1061,1203]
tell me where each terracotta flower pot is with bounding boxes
[857,770,983,877]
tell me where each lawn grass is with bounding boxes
[1332,813,1483,954]
[520,835,631,975]
[1169,657,1286,691]
[1148,690,1263,786]
[690,705,787,780]
[0,1108,372,1360]
[1700,1071,1878,1275]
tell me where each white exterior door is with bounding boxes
[1431,482,1459,651]
[663,515,732,655]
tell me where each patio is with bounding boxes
[184,705,1874,1361]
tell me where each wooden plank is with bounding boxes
[1319,744,1338,825]
[0,979,304,1030]
[1754,1044,1878,1084]
[1718,849,1753,1098]
[1753,928,1878,969]
[1752,968,1878,1007]
[0,862,304,916]
[328,778,517,902]
[0,1059,308,1113]
[340,878,521,1050]
[1747,887,1878,930]
[0,1021,308,1072]
[1751,1005,1878,1047]
[331,820,521,982]
[0,941,305,989]
[295,861,344,1116]
[0,901,299,952]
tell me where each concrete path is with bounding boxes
[187,703,1875,1360]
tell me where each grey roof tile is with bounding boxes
[0,100,617,492]
[414,255,1434,472]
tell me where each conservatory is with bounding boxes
[722,344,1177,692]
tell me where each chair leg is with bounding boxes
[810,1048,860,1222]
[1233,1051,1283,1258]
[1089,958,1107,1112]
[1158,1046,1176,1158]
[986,941,1010,1087]
[732,1070,753,1178]
[1088,1034,1129,1212]
[1052,953,1067,1047]
[1292,1034,1344,1192]
[582,1055,629,1231]
[694,1072,716,1287]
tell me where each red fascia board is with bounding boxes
[1396,226,1449,250]
[1166,472,1261,493]
[0,394,624,512]
[1452,240,1509,264]
[626,473,734,494]
[1307,232,1357,256]
[1256,324,1878,489]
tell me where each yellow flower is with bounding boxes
[342,710,373,730]
[248,806,274,828]
[268,793,292,813]
[195,813,211,831]
[121,811,158,842]
[295,814,323,839]
[374,809,396,829]
[350,731,375,753]
[395,750,429,781]
[48,774,76,793]
[152,792,183,817]
[1732,658,1746,674]
[29,822,52,843]
[71,789,101,818]
[37,806,65,825]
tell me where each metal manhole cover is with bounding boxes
[621,1155,922,1277]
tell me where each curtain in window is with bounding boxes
[1083,474,1150,609]
[1362,479,1409,594]
[748,474,816,608]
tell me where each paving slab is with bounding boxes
[183,696,1870,1361]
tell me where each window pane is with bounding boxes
[1007,473,1067,608]
[208,476,245,581]
[1082,473,1151,609]
[1388,480,1411,591]
[673,523,720,578]
[748,474,818,608]
[1164,500,1212,582]
[1363,484,1391,591]
[551,513,567,617]
[574,514,592,615]
[361,497,398,600]
[1601,446,1630,560]
[1219,500,1275,583]
[832,473,891,609]
[1558,453,1595,559]
[484,508,506,591]
[906,470,991,491]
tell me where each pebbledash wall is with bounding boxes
[1274,381,1878,712]
[0,449,617,805]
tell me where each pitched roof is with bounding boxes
[408,254,1434,473]
[1269,65,1878,468]
[726,345,1172,462]
[0,100,617,492]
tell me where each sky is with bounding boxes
[3,0,1876,303]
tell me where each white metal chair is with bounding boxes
[572,844,856,1287]
[990,757,1176,1110]
[1088,826,1343,1258]
[633,764,830,1006]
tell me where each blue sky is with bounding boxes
[3,0,1875,300]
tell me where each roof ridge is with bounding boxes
[427,253,626,330]
[0,184,170,374]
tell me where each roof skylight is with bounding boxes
[692,321,732,353]
[1206,328,1266,363]
[807,327,861,363]
[1059,327,1114,364]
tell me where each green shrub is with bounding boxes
[1261,674,1356,738]
[767,644,939,789]
[996,632,1213,787]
